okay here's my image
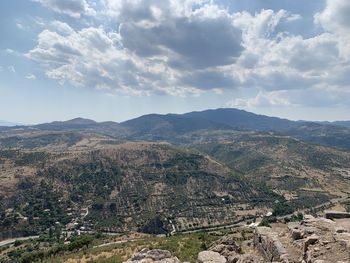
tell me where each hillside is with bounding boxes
[1,109,350,241]
[0,137,277,239]
[191,130,350,210]
[184,108,298,132]
[120,113,231,140]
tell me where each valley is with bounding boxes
[0,109,350,262]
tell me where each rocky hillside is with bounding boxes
[124,213,350,263]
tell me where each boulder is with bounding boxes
[291,228,303,240]
[303,235,319,253]
[198,251,227,263]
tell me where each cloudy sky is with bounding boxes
[0,0,349,124]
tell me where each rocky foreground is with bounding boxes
[124,213,350,263]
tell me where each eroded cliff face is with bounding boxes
[125,214,350,263]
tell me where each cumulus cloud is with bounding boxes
[27,1,244,95]
[27,0,350,106]
[314,0,350,58]
[36,0,95,18]
[315,0,350,35]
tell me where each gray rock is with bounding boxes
[147,249,172,261]
[125,249,178,263]
[226,254,240,263]
[291,228,303,240]
[254,227,289,261]
[303,235,319,253]
[198,251,227,263]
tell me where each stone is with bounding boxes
[236,254,263,263]
[335,227,348,234]
[198,251,227,263]
[338,239,350,250]
[304,227,318,235]
[291,228,303,240]
[211,244,226,254]
[325,211,350,220]
[303,235,319,253]
[226,254,240,263]
[147,249,172,261]
[125,249,178,263]
[254,227,289,261]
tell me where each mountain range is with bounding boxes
[3,108,350,150]
[1,108,350,239]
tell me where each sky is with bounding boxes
[0,0,350,124]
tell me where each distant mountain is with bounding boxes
[120,108,350,150]
[0,120,22,127]
[120,113,232,139]
[34,117,99,130]
[2,109,350,150]
[327,121,350,129]
[183,108,299,132]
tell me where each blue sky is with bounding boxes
[0,0,349,124]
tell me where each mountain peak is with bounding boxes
[63,118,97,125]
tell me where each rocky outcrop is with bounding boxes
[253,227,290,262]
[206,235,263,263]
[124,249,181,263]
[125,214,350,263]
[287,215,350,262]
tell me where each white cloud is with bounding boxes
[26,74,37,80]
[16,22,25,30]
[226,91,294,108]
[5,49,15,54]
[26,0,350,107]
[50,20,74,35]
[36,0,96,18]
[315,0,350,35]
[27,1,244,95]
[314,0,350,58]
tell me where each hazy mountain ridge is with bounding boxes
[0,120,22,127]
[3,108,350,149]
